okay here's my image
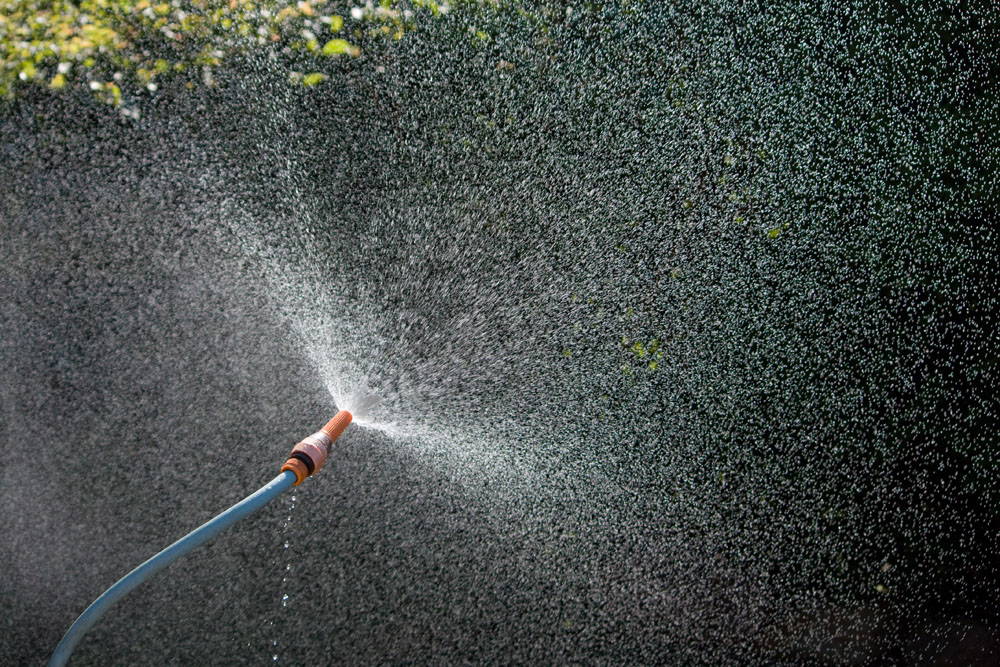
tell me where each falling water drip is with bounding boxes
[266,493,296,663]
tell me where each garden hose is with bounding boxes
[48,410,353,667]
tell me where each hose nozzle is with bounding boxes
[281,410,352,485]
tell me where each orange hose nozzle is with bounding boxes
[281,409,353,485]
[321,410,352,444]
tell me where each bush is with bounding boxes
[0,0,477,103]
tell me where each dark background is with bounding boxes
[2,1,997,664]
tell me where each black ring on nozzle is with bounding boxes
[290,451,316,475]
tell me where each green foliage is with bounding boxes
[621,336,663,372]
[0,0,509,102]
[321,37,355,56]
[300,71,327,85]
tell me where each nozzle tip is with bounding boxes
[320,409,352,443]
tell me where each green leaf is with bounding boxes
[107,82,121,106]
[328,15,343,32]
[322,39,351,56]
[301,72,328,86]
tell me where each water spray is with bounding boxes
[48,410,353,667]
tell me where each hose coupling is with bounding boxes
[281,410,352,485]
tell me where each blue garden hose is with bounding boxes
[48,471,296,667]
[49,410,353,666]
